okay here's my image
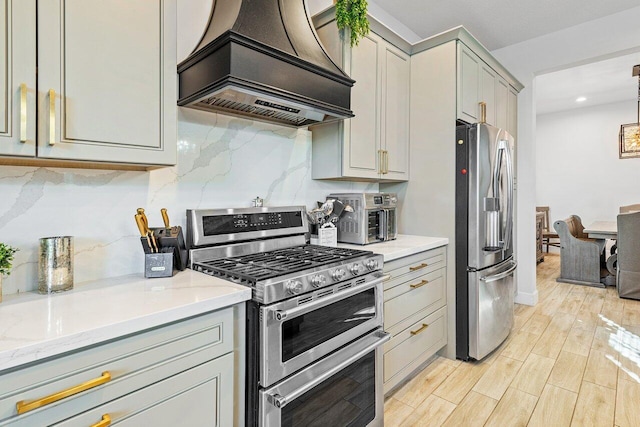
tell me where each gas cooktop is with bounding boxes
[187,207,384,304]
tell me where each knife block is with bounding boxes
[139,226,188,272]
[144,248,174,278]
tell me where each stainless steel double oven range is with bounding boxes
[187,206,389,427]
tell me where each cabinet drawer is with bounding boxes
[384,270,445,329]
[384,306,447,383]
[0,308,233,425]
[383,247,446,290]
[52,352,233,427]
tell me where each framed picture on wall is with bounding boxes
[619,123,640,159]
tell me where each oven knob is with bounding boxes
[310,274,327,288]
[285,280,304,295]
[365,259,379,271]
[350,263,365,275]
[332,268,347,281]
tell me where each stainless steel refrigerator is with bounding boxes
[455,122,517,361]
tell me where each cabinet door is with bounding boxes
[343,32,381,179]
[495,77,509,131]
[457,43,480,124]
[52,353,234,427]
[480,64,496,125]
[507,86,518,138]
[37,0,176,165]
[0,0,36,157]
[381,42,409,181]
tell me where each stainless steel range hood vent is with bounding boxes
[178,0,355,128]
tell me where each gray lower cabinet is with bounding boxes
[54,353,233,426]
[0,305,244,426]
[383,246,448,395]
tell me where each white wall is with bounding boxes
[491,5,640,304]
[307,0,422,43]
[537,100,640,226]
[0,110,375,296]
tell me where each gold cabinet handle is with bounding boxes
[384,150,389,174]
[20,83,27,142]
[409,263,428,271]
[378,149,384,174]
[382,274,391,282]
[410,323,429,335]
[48,89,56,145]
[91,414,112,427]
[410,279,429,289]
[16,371,111,415]
[479,101,487,123]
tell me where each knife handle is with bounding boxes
[148,230,159,253]
[135,214,153,253]
[134,214,147,237]
[136,208,148,230]
[160,208,170,229]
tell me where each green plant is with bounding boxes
[0,243,18,277]
[335,0,370,47]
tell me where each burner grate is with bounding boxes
[194,244,372,283]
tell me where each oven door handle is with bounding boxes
[265,329,390,409]
[270,275,384,321]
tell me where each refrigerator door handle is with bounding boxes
[480,261,517,283]
[502,140,515,251]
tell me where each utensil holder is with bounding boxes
[38,236,74,294]
[310,223,338,247]
[145,248,175,278]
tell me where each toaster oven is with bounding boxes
[328,193,398,245]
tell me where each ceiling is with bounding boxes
[536,52,640,115]
[366,0,640,116]
[371,0,640,51]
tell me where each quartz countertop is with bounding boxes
[0,270,251,372]
[338,234,448,262]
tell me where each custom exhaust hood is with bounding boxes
[177,0,355,128]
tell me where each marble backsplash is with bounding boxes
[0,109,375,296]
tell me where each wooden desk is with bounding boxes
[584,221,617,240]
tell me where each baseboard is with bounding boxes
[515,290,538,306]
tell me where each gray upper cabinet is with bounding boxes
[457,45,481,124]
[0,0,177,169]
[457,42,518,136]
[0,0,36,157]
[311,9,410,182]
[36,0,177,166]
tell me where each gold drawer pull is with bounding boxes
[410,323,429,335]
[410,279,429,289]
[383,274,391,282]
[409,263,428,271]
[20,83,27,142]
[91,414,112,427]
[16,371,111,415]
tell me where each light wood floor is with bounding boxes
[384,253,640,427]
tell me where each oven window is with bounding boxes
[367,211,381,241]
[282,289,376,362]
[281,351,376,427]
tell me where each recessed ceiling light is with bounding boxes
[576,97,587,102]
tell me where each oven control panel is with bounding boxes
[201,211,303,236]
[263,255,384,302]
